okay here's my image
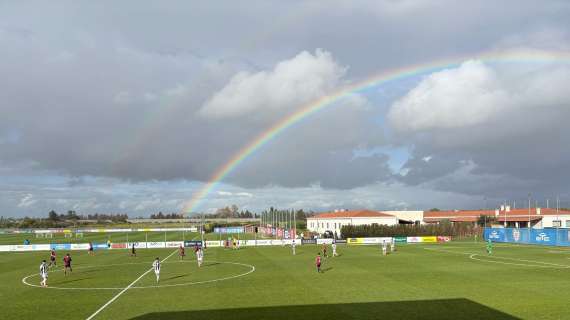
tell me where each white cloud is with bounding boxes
[199,49,347,118]
[388,60,511,132]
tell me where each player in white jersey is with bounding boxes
[382,240,387,256]
[390,238,395,253]
[152,257,160,283]
[40,260,48,287]
[197,247,204,267]
[291,239,296,255]
[332,242,338,257]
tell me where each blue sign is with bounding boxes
[93,243,109,250]
[214,227,244,234]
[484,228,570,246]
[50,243,71,250]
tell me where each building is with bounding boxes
[306,209,398,235]
[422,206,570,228]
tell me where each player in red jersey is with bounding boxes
[63,253,72,275]
[48,249,56,268]
[179,245,185,260]
[315,253,322,273]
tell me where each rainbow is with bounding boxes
[181,48,570,214]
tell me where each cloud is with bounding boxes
[388,61,510,132]
[388,58,570,199]
[199,49,346,119]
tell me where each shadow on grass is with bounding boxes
[129,299,519,320]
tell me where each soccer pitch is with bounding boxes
[1,242,569,319]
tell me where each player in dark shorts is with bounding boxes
[88,242,94,255]
[179,245,185,260]
[48,249,56,268]
[315,253,322,273]
[63,253,72,275]
[130,243,137,257]
[322,244,328,258]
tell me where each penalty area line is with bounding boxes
[85,249,178,320]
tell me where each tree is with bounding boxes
[429,208,441,212]
[48,210,59,221]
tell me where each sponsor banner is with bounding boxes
[205,240,222,247]
[421,236,437,243]
[407,237,423,243]
[214,227,244,234]
[302,238,317,245]
[254,240,272,246]
[334,239,347,244]
[50,243,72,250]
[166,241,184,248]
[32,244,51,251]
[317,238,334,244]
[110,243,127,249]
[93,243,109,250]
[348,237,393,245]
[437,236,451,242]
[347,238,362,245]
[183,240,202,248]
[147,242,166,248]
[245,240,258,246]
[128,242,147,249]
[271,240,285,246]
[394,236,407,243]
[71,243,90,250]
[0,245,10,252]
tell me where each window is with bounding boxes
[553,220,562,227]
[327,223,329,229]
[566,220,570,228]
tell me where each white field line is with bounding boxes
[423,246,570,269]
[85,249,178,320]
[21,260,255,290]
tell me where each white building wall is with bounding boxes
[306,216,398,235]
[540,215,570,228]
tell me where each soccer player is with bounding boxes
[63,253,72,275]
[390,238,396,253]
[382,240,387,256]
[332,242,338,257]
[88,242,94,256]
[40,260,48,287]
[486,239,493,255]
[196,247,204,267]
[48,249,56,268]
[315,253,322,273]
[291,239,296,255]
[130,243,137,257]
[152,257,160,283]
[179,245,185,260]
[322,244,328,258]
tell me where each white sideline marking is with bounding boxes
[85,249,178,320]
[469,254,570,268]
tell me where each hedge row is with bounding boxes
[340,222,477,238]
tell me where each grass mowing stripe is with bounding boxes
[85,249,178,320]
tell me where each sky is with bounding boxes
[2,0,570,217]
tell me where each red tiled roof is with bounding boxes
[423,210,495,218]
[309,210,395,219]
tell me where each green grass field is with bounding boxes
[1,242,568,319]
